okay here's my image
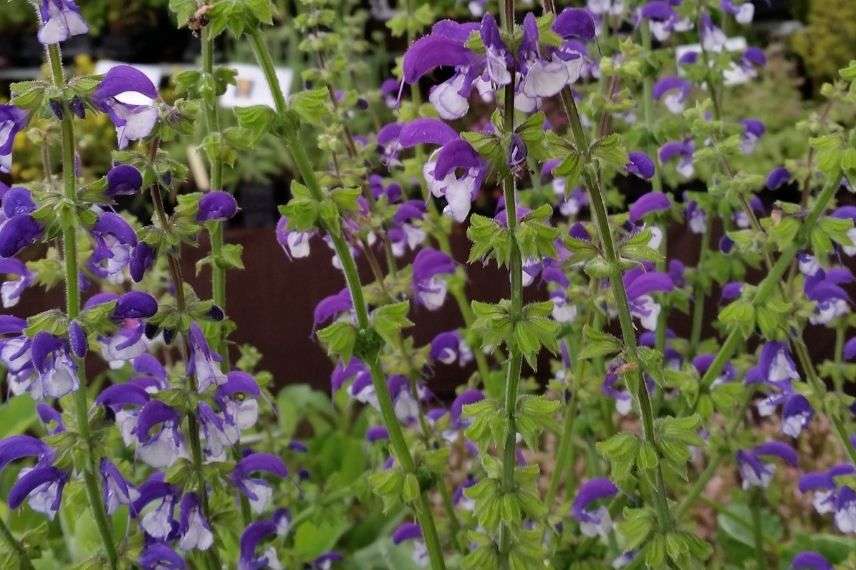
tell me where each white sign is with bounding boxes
[219,63,293,109]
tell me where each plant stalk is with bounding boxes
[553,76,674,531]
[248,27,446,570]
[46,43,119,570]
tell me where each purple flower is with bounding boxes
[629,192,671,224]
[0,215,43,258]
[781,393,813,438]
[366,425,389,443]
[331,358,367,392]
[834,485,856,533]
[0,105,28,173]
[231,453,288,514]
[239,511,290,570]
[314,288,353,328]
[684,200,707,235]
[96,382,150,446]
[8,465,68,520]
[135,400,186,469]
[133,476,179,539]
[626,151,655,180]
[430,330,473,367]
[720,281,743,303]
[197,191,238,222]
[129,242,155,282]
[799,464,855,514]
[216,371,261,430]
[721,0,755,24]
[412,248,455,310]
[623,266,675,331]
[29,332,79,400]
[444,389,483,439]
[139,543,186,570]
[699,12,727,52]
[92,65,159,149]
[187,323,226,392]
[791,551,833,570]
[312,552,343,570]
[105,164,142,199]
[178,492,214,551]
[276,215,314,260]
[36,403,64,434]
[36,0,89,44]
[658,139,694,179]
[639,1,692,42]
[392,522,428,565]
[423,138,486,222]
[2,187,36,218]
[736,441,798,489]
[805,268,852,325]
[100,459,138,515]
[653,76,692,113]
[198,402,238,462]
[603,368,632,415]
[88,211,138,282]
[113,291,157,320]
[390,200,427,257]
[758,342,800,386]
[572,478,619,537]
[740,118,765,153]
[766,166,791,190]
[0,435,52,472]
[0,257,33,308]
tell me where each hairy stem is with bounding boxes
[0,517,33,570]
[555,75,674,532]
[496,2,526,566]
[248,27,447,570]
[46,43,119,570]
[147,175,222,570]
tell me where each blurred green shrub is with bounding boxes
[792,0,856,88]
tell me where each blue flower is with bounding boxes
[134,400,186,469]
[30,332,79,400]
[736,441,798,489]
[572,478,619,537]
[239,509,290,570]
[139,543,185,570]
[93,65,159,149]
[132,475,179,539]
[197,191,239,222]
[178,492,214,551]
[187,323,226,392]
[231,453,288,515]
[412,248,456,310]
[36,0,89,44]
[791,551,833,570]
[0,105,28,173]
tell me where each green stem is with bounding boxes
[149,176,221,570]
[46,43,119,570]
[248,27,447,570]
[688,221,711,356]
[639,19,663,193]
[697,181,838,390]
[0,517,33,570]
[833,321,845,394]
[555,83,673,531]
[545,380,579,508]
[497,4,526,566]
[201,27,230,369]
[749,490,766,570]
[791,337,856,465]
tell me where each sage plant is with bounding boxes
[0,0,853,568]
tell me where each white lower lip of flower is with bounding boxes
[246,480,273,514]
[179,509,214,551]
[428,74,469,121]
[834,502,856,533]
[141,498,174,539]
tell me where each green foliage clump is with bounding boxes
[792,0,856,87]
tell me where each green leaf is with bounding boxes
[233,105,276,144]
[718,300,755,337]
[462,131,504,168]
[577,325,621,360]
[717,503,782,548]
[0,396,36,439]
[514,301,560,367]
[371,301,413,345]
[293,519,348,561]
[767,217,800,251]
[25,309,68,337]
[616,507,655,550]
[317,321,357,362]
[217,243,245,270]
[516,205,560,260]
[281,181,320,231]
[467,214,511,266]
[169,0,196,27]
[330,187,361,213]
[590,133,626,170]
[291,88,331,127]
[596,433,639,480]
